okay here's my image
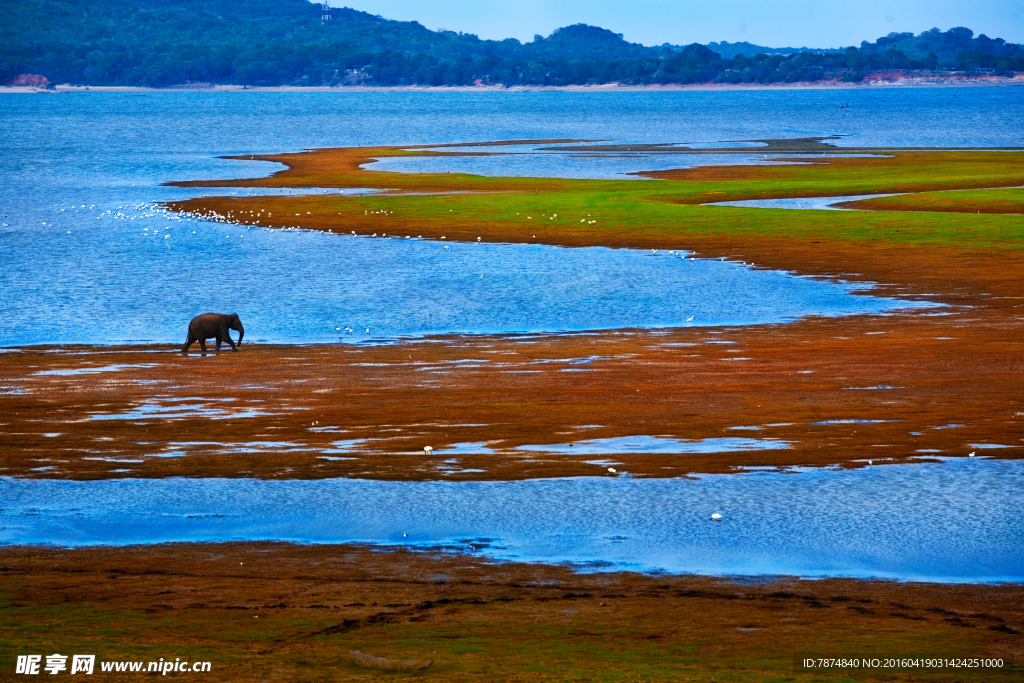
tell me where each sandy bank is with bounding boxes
[2,77,1022,94]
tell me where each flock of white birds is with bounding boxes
[38,198,716,342]
[45,196,729,337]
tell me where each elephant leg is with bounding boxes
[216,336,223,351]
[226,336,238,351]
[181,335,195,354]
[198,339,208,354]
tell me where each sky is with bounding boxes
[333,1,1024,48]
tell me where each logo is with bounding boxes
[15,655,94,675]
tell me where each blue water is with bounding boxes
[1,218,919,344]
[2,458,1021,582]
[3,88,1020,345]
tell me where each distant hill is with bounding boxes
[706,41,843,59]
[532,24,659,61]
[855,27,1024,70]
[2,0,1021,87]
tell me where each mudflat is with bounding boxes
[2,303,1022,481]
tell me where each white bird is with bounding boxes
[710,512,723,521]
[365,328,370,333]
[969,451,975,457]
[686,316,694,322]
[424,446,433,455]
[608,467,617,473]
[867,460,873,465]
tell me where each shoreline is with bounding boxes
[1,538,1020,587]
[3,77,1023,94]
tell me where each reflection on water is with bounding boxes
[2,458,1021,583]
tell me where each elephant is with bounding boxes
[181,313,244,354]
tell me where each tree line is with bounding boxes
[3,0,1022,87]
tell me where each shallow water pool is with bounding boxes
[2,458,1021,582]
[707,193,901,210]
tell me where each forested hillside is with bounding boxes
[705,41,843,59]
[3,0,1022,87]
